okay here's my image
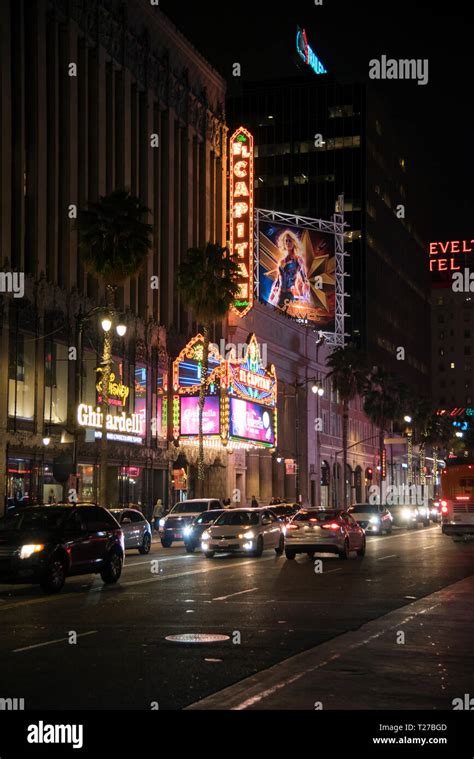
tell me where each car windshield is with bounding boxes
[295,511,341,523]
[0,508,68,531]
[350,505,379,514]
[196,511,224,525]
[171,502,209,514]
[214,511,260,526]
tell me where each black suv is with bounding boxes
[0,505,125,594]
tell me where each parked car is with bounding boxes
[284,509,366,560]
[389,503,430,529]
[110,509,152,554]
[0,505,124,594]
[182,510,226,553]
[159,499,222,548]
[201,508,285,558]
[348,503,393,535]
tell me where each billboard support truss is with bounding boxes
[254,199,349,347]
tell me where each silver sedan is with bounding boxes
[110,509,152,554]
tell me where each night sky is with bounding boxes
[161,0,472,246]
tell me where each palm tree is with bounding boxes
[178,243,240,494]
[363,368,406,495]
[412,396,436,487]
[77,189,153,506]
[326,346,368,508]
[424,412,457,491]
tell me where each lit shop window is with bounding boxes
[8,333,35,420]
[44,343,68,424]
[294,174,309,185]
[329,104,354,118]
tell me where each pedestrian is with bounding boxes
[152,499,163,531]
[251,495,259,508]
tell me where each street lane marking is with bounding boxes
[377,555,398,561]
[13,630,98,653]
[213,587,258,601]
[114,557,277,590]
[423,544,436,550]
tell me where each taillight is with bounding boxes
[322,522,341,531]
[286,523,299,531]
[441,500,449,514]
[456,496,470,501]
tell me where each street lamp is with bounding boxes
[116,323,127,338]
[101,318,112,333]
[42,436,51,447]
[404,416,413,424]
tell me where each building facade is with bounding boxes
[0,0,227,515]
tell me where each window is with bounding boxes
[439,349,445,357]
[44,343,68,424]
[8,333,36,420]
[329,104,354,118]
[128,511,145,523]
[81,507,118,531]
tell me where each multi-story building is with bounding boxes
[227,74,431,392]
[0,0,227,514]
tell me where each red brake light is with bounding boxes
[322,522,341,531]
[286,523,299,531]
[456,496,470,501]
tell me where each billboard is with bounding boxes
[229,398,275,446]
[180,396,220,437]
[258,218,336,328]
[429,240,474,289]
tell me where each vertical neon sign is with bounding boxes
[230,127,254,318]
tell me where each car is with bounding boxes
[389,502,429,529]
[348,503,393,535]
[428,498,441,523]
[159,499,222,548]
[284,509,366,560]
[110,509,152,554]
[201,508,285,558]
[263,504,299,525]
[182,510,226,553]
[0,505,125,594]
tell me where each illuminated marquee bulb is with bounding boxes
[234,182,249,198]
[234,160,248,178]
[233,202,249,219]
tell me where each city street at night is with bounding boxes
[0,526,472,711]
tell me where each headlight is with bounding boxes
[369,517,380,525]
[183,527,193,538]
[402,508,412,520]
[243,531,255,540]
[159,519,166,528]
[201,530,211,541]
[20,544,45,560]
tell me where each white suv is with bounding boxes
[159,499,222,548]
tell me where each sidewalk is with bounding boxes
[186,575,474,710]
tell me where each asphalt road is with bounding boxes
[0,524,473,710]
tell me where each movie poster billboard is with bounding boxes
[180,396,220,437]
[229,398,275,447]
[258,219,336,328]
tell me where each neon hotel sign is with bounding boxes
[429,240,474,272]
[296,27,327,75]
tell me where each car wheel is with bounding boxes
[161,539,172,548]
[285,549,296,560]
[275,535,284,555]
[253,536,264,558]
[40,556,66,594]
[139,533,151,555]
[204,551,215,559]
[100,550,123,584]
[185,543,196,554]
[356,538,366,557]
[385,525,393,535]
[339,540,350,560]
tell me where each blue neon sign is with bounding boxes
[296,27,327,75]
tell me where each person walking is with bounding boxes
[152,499,163,532]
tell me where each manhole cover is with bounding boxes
[165,634,230,644]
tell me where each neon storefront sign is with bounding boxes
[296,27,327,75]
[230,127,254,317]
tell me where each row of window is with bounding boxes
[254,136,361,158]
